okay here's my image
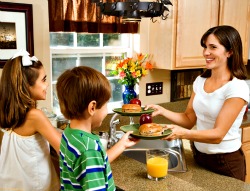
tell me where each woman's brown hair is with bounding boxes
[200,25,247,80]
[56,66,111,120]
[0,57,43,129]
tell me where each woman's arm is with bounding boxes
[164,97,246,143]
[145,92,197,129]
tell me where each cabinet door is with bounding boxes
[242,142,250,183]
[219,0,250,64]
[241,125,250,183]
[175,0,219,68]
[148,1,175,69]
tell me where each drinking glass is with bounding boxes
[99,131,109,150]
[146,149,169,181]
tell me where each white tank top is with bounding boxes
[0,129,60,191]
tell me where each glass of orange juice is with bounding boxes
[146,149,169,181]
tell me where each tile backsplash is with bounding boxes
[170,69,203,102]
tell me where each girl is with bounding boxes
[0,50,61,190]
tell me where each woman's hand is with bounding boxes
[162,124,188,141]
[144,104,166,117]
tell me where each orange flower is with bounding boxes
[145,61,153,70]
[137,53,144,61]
[111,53,153,86]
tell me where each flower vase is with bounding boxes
[122,85,137,104]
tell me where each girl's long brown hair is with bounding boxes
[0,57,43,129]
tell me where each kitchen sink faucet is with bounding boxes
[108,113,120,148]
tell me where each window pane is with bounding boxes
[105,55,124,77]
[52,84,61,116]
[50,33,136,114]
[52,57,77,81]
[50,33,74,47]
[103,34,130,47]
[109,79,123,102]
[77,34,100,47]
[79,56,102,73]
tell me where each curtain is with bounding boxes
[48,0,139,33]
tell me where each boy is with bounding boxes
[56,66,139,190]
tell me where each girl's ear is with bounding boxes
[88,101,96,116]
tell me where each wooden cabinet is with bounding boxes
[149,0,250,70]
[219,0,250,65]
[241,124,250,183]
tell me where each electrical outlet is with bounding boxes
[146,82,163,96]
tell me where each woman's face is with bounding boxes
[203,34,231,70]
[29,67,49,101]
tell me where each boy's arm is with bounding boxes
[107,131,139,162]
[106,141,126,162]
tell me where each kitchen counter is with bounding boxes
[100,99,250,133]
[111,139,250,191]
[47,100,250,190]
[106,100,250,191]
[99,100,191,132]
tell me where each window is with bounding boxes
[50,32,140,115]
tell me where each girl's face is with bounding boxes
[203,34,231,70]
[92,102,108,128]
[29,67,48,101]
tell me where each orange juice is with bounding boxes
[147,157,168,178]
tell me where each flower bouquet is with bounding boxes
[110,53,153,86]
[110,53,153,103]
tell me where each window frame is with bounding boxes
[50,33,139,115]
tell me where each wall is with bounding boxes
[0,0,52,110]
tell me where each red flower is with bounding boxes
[119,71,126,78]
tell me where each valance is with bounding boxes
[48,0,139,33]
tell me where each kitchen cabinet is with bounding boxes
[241,124,250,183]
[149,0,250,70]
[220,0,250,66]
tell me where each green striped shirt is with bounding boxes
[59,126,115,191]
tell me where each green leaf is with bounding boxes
[109,70,118,76]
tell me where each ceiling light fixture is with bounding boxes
[92,0,173,22]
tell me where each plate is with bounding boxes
[120,124,172,140]
[112,107,154,116]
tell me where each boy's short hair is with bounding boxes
[56,66,111,120]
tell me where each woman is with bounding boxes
[145,25,249,181]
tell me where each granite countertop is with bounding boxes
[105,100,250,190]
[100,99,250,131]
[50,100,250,190]
[111,140,250,191]
[99,100,191,132]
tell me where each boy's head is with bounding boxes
[56,66,111,120]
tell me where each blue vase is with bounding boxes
[122,85,137,104]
